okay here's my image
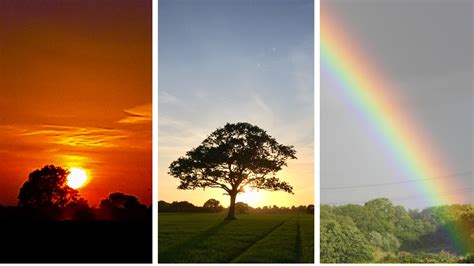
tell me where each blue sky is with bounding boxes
[158,0,314,207]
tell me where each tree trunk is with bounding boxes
[225,192,237,220]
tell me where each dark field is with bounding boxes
[158,213,314,263]
[0,208,152,263]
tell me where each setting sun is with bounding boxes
[238,187,262,207]
[67,168,89,189]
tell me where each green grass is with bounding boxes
[233,216,299,262]
[158,213,314,263]
[299,214,315,263]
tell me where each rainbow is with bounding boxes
[321,2,472,254]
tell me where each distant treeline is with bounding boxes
[158,199,314,214]
[321,198,474,263]
[0,205,151,222]
[0,190,152,222]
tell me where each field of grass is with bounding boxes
[158,212,314,263]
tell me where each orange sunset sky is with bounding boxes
[0,0,151,206]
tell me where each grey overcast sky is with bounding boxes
[321,0,473,209]
[159,0,314,207]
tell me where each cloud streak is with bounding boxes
[117,103,152,124]
[18,125,127,148]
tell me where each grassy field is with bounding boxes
[158,212,314,263]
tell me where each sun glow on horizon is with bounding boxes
[67,167,89,189]
[237,186,262,207]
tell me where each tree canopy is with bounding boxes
[169,122,297,219]
[321,199,474,263]
[203,199,223,211]
[321,205,374,263]
[18,165,83,208]
[100,192,146,209]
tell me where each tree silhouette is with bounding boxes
[203,198,223,212]
[158,200,171,212]
[235,202,250,214]
[100,192,146,209]
[18,165,82,208]
[169,122,296,220]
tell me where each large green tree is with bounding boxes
[169,122,296,219]
[321,206,374,263]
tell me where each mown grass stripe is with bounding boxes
[299,214,315,263]
[231,217,297,262]
[158,220,231,262]
[158,213,314,263]
[296,215,302,262]
[160,214,293,263]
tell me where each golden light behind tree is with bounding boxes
[237,186,262,207]
[67,167,89,189]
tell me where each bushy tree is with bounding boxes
[169,122,296,220]
[203,199,223,212]
[461,254,474,263]
[170,201,197,212]
[18,165,83,208]
[321,207,373,263]
[334,199,426,244]
[322,199,474,262]
[235,202,251,214]
[393,251,460,263]
[394,207,425,243]
[368,231,400,252]
[333,204,369,231]
[100,192,145,209]
[364,198,396,233]
[461,211,474,253]
[158,200,171,212]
